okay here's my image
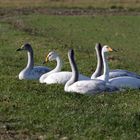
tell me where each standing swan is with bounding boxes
[40,51,90,84]
[64,47,118,94]
[17,43,50,80]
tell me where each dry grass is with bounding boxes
[0,0,140,9]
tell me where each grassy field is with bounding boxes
[0,0,140,9]
[0,1,140,140]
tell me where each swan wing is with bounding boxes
[28,66,50,79]
[109,69,140,79]
[109,76,140,89]
[44,72,90,85]
[44,72,72,84]
[67,80,106,94]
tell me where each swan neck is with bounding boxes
[45,56,62,76]
[91,47,103,78]
[26,49,34,69]
[65,52,78,89]
[55,56,62,72]
[102,51,109,82]
[40,56,62,82]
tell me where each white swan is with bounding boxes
[93,44,140,80]
[40,43,103,84]
[39,51,90,84]
[39,51,62,83]
[64,46,118,94]
[17,43,50,80]
[94,45,140,89]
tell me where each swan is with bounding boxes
[39,51,62,83]
[40,43,103,84]
[93,44,140,80]
[95,45,140,89]
[17,43,50,80]
[64,46,118,94]
[40,51,90,84]
[91,43,103,79]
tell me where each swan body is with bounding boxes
[17,43,50,80]
[97,70,140,81]
[44,71,90,85]
[64,46,119,94]
[109,69,140,79]
[109,76,140,89]
[65,79,106,94]
[40,51,90,84]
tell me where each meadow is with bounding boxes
[0,1,140,139]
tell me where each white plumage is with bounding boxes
[44,72,90,85]
[109,69,140,79]
[109,76,140,89]
[40,51,90,84]
[91,43,140,80]
[64,46,119,94]
[93,44,140,89]
[17,43,50,80]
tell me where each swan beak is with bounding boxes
[43,56,48,64]
[16,48,22,51]
[108,47,113,52]
[16,45,25,51]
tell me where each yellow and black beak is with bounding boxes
[43,56,49,64]
[16,45,24,51]
[16,47,24,51]
[108,47,113,52]
[16,48,23,51]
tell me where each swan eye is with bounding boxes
[48,54,51,58]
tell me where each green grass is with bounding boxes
[0,13,140,139]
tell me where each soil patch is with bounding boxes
[0,7,140,18]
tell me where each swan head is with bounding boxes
[16,43,32,51]
[43,51,59,64]
[102,45,113,53]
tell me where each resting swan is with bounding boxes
[93,43,140,80]
[17,43,50,80]
[95,45,140,89]
[64,46,118,94]
[39,51,90,84]
[40,43,103,84]
[39,51,62,83]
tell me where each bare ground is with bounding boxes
[0,7,140,19]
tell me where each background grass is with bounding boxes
[0,0,140,9]
[0,1,140,140]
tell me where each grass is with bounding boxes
[0,7,140,140]
[0,0,140,9]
